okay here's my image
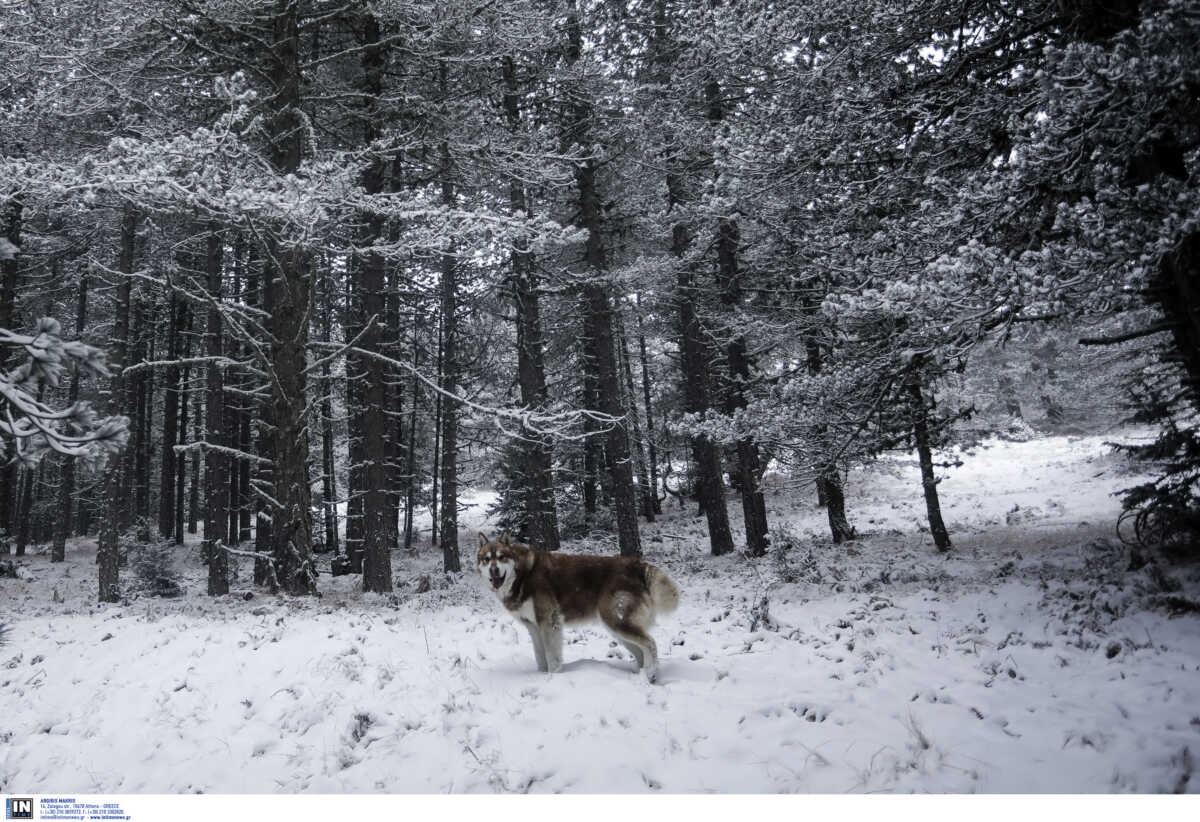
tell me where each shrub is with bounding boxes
[124,533,183,598]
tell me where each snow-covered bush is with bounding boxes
[485,440,533,542]
[125,533,182,598]
[486,439,603,543]
[1115,372,1200,564]
[996,416,1037,443]
[769,524,823,584]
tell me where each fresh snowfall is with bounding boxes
[2,430,1198,794]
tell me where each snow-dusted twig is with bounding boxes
[304,315,377,376]
[215,540,273,561]
[312,342,624,440]
[123,355,258,376]
[173,440,271,465]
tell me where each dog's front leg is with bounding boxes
[523,622,548,672]
[540,612,564,673]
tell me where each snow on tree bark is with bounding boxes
[98,206,138,603]
[565,7,641,558]
[0,196,20,552]
[618,316,655,523]
[906,373,952,553]
[357,9,395,593]
[53,274,89,562]
[715,216,770,557]
[504,53,561,553]
[438,136,461,575]
[204,224,230,596]
[157,290,181,540]
[317,263,339,558]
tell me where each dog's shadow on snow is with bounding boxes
[562,658,721,684]
[559,658,637,677]
[486,657,719,685]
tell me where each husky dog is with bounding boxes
[476,531,680,683]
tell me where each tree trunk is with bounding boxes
[31,463,48,546]
[385,257,404,554]
[430,318,441,550]
[98,206,138,603]
[402,337,420,553]
[581,352,599,522]
[817,470,856,543]
[383,151,406,553]
[158,291,181,538]
[437,136,461,573]
[657,21,735,554]
[581,297,640,557]
[701,70,770,556]
[566,8,640,557]
[248,249,273,586]
[344,310,365,571]
[54,273,89,562]
[266,248,313,593]
[225,242,244,550]
[318,264,339,556]
[0,196,22,552]
[238,388,252,543]
[356,233,394,590]
[806,335,856,543]
[503,54,560,552]
[618,315,655,522]
[204,224,229,595]
[188,387,200,536]
[174,302,191,546]
[226,403,241,550]
[14,462,33,556]
[906,375,952,552]
[676,265,735,556]
[233,238,254,547]
[1156,231,1200,409]
[265,0,316,595]
[715,213,769,557]
[343,235,365,570]
[131,295,152,541]
[633,297,662,516]
[650,12,742,556]
[355,11,395,592]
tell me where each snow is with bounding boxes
[2,431,1198,793]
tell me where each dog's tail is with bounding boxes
[647,566,680,615]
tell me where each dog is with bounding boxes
[476,531,680,683]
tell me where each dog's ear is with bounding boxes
[500,530,511,545]
[478,531,489,549]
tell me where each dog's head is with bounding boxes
[476,531,532,595]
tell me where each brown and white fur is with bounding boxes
[476,531,680,683]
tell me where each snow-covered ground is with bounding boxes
[2,431,1199,793]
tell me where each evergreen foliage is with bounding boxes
[126,531,183,599]
[0,0,1197,589]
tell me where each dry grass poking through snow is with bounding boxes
[1,431,1198,793]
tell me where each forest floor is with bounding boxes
[3,430,1200,793]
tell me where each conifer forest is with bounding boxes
[1,0,1199,796]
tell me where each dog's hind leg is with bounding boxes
[523,622,548,672]
[600,595,660,683]
[618,640,644,671]
[608,625,658,683]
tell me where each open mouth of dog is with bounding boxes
[489,569,506,590]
